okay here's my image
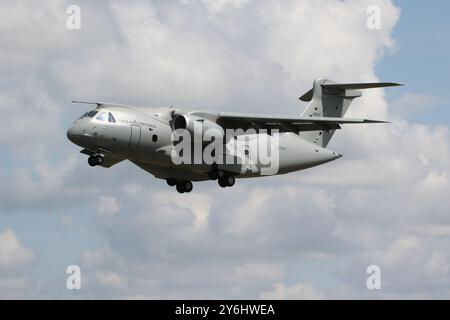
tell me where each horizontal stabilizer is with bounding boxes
[323,82,403,90]
[299,82,403,101]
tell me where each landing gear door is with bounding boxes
[129,125,141,149]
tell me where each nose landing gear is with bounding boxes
[88,154,104,167]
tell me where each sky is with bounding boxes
[0,0,449,299]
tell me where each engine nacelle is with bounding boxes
[172,114,224,139]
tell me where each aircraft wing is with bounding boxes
[191,111,388,133]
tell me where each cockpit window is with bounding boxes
[78,110,98,119]
[108,113,116,123]
[78,112,89,119]
[95,112,116,123]
[96,112,109,122]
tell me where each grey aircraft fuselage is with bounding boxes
[67,78,401,193]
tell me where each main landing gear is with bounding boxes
[218,175,235,188]
[166,167,235,193]
[167,178,193,193]
[88,154,104,167]
[208,167,235,188]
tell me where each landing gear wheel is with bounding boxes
[225,175,235,187]
[166,178,177,186]
[94,154,104,166]
[184,181,193,193]
[176,184,185,193]
[88,156,96,167]
[218,175,235,188]
[176,181,193,193]
[218,177,228,188]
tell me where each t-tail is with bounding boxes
[298,78,402,147]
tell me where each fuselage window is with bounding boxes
[108,113,116,123]
[96,112,109,122]
[152,134,158,142]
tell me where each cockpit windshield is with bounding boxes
[96,111,116,123]
[96,112,109,122]
[78,110,116,122]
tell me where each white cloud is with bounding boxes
[192,0,249,12]
[0,276,35,299]
[0,229,36,269]
[81,245,125,270]
[234,262,285,281]
[389,93,443,119]
[260,282,322,300]
[97,196,120,217]
[0,229,37,298]
[382,237,421,266]
[150,191,213,231]
[425,252,450,277]
[95,271,127,289]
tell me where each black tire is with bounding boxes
[176,184,185,193]
[225,175,235,187]
[184,181,193,193]
[218,177,228,188]
[88,156,96,167]
[94,155,104,165]
[166,178,177,186]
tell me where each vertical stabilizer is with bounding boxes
[298,79,401,147]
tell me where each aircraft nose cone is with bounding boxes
[67,124,80,144]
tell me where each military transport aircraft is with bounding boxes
[67,78,401,193]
